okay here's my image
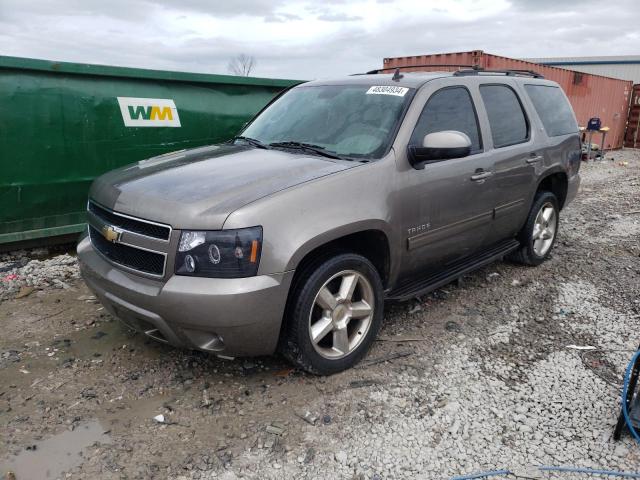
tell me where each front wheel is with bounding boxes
[510,191,559,266]
[280,253,384,375]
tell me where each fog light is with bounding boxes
[184,254,196,273]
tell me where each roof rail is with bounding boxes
[453,68,545,79]
[362,64,476,75]
[353,65,545,79]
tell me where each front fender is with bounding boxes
[222,157,399,277]
[284,220,394,272]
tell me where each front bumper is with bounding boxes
[77,235,293,357]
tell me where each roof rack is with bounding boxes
[356,64,545,79]
[453,68,544,79]
[362,64,476,75]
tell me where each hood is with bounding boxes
[90,144,357,230]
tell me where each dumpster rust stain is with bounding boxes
[0,420,111,479]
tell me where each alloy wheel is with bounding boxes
[308,270,375,359]
[532,202,557,257]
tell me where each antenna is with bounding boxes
[391,68,403,81]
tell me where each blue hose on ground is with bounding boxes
[621,350,640,445]
[451,466,640,479]
[450,470,512,480]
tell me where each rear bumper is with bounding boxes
[565,173,581,207]
[77,235,293,357]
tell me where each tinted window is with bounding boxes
[525,85,577,137]
[480,85,528,147]
[410,87,481,152]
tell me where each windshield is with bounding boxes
[240,84,413,159]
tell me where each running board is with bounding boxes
[385,239,520,301]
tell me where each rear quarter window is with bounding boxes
[524,84,578,137]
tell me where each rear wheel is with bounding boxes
[280,253,384,375]
[510,191,559,266]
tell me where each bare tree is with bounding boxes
[227,54,256,76]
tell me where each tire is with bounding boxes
[509,191,559,266]
[280,253,384,375]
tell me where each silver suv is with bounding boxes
[78,69,581,374]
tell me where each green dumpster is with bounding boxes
[0,56,300,245]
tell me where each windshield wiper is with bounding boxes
[269,141,343,160]
[233,136,269,149]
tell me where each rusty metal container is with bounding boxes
[625,84,640,148]
[383,51,633,149]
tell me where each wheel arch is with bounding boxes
[285,223,393,290]
[536,169,569,210]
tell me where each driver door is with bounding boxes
[397,85,495,278]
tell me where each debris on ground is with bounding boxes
[566,344,597,351]
[153,414,166,424]
[265,423,285,435]
[14,286,34,299]
[295,410,319,425]
[0,252,79,302]
[408,303,422,314]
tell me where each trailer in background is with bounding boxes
[0,56,300,245]
[382,50,633,150]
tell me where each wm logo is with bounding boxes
[127,105,174,121]
[117,97,181,127]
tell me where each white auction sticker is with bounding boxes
[366,85,409,96]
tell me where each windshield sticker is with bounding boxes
[366,86,409,97]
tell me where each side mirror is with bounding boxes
[408,130,472,169]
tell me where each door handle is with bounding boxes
[526,155,543,164]
[470,171,493,181]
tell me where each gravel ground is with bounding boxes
[1,151,639,480]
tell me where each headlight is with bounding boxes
[175,227,262,278]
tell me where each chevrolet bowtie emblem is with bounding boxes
[102,225,122,243]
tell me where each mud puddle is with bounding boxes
[0,420,111,479]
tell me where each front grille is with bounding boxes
[89,202,170,241]
[89,226,165,276]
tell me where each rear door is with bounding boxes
[477,82,538,244]
[522,82,581,203]
[396,83,495,278]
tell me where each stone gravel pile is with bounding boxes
[0,249,79,302]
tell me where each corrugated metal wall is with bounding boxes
[383,51,633,149]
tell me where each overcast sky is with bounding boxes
[1,0,638,80]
